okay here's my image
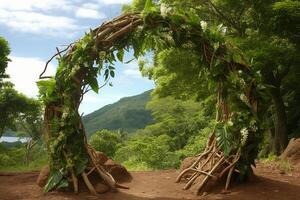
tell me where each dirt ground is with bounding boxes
[0,163,300,200]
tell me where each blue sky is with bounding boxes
[0,0,155,115]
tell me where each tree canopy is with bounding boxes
[0,37,10,85]
[126,0,300,155]
[0,37,42,138]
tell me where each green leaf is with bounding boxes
[86,76,99,93]
[44,169,64,192]
[109,66,115,70]
[110,70,115,78]
[56,179,69,190]
[74,157,88,175]
[104,69,109,75]
[143,0,157,13]
[37,79,55,94]
[216,124,232,156]
[116,49,124,62]
[104,69,109,80]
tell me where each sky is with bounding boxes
[0,0,155,115]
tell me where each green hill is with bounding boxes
[83,90,153,137]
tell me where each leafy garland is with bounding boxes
[37,3,262,193]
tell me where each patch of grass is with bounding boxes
[122,160,153,171]
[260,154,293,173]
[0,158,47,172]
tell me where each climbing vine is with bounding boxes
[38,2,262,195]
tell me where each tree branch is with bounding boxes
[39,44,73,79]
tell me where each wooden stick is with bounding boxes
[186,148,220,190]
[71,169,78,193]
[86,144,117,191]
[176,145,213,183]
[225,166,234,190]
[199,147,220,170]
[105,19,142,42]
[196,157,225,195]
[184,172,201,190]
[86,167,96,176]
[62,151,78,193]
[219,151,241,178]
[189,168,216,178]
[81,172,97,195]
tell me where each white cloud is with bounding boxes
[97,0,132,5]
[0,0,73,12]
[0,0,85,36]
[0,0,130,36]
[123,61,143,79]
[76,7,106,19]
[6,56,56,97]
[0,10,80,36]
[123,68,141,77]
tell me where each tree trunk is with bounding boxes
[270,86,288,155]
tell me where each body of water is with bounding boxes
[0,136,29,143]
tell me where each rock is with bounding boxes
[281,138,300,165]
[104,159,132,182]
[37,165,50,187]
[95,183,110,194]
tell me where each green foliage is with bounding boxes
[0,36,10,83]
[143,0,158,14]
[89,130,121,157]
[272,0,300,44]
[0,84,41,137]
[38,1,299,187]
[115,134,181,170]
[113,95,214,170]
[261,154,293,173]
[0,36,42,140]
[122,0,147,12]
[140,95,214,150]
[44,168,67,192]
[0,142,48,172]
[177,127,211,158]
[216,122,232,156]
[37,79,57,104]
[83,90,153,136]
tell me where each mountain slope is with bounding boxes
[83,90,153,137]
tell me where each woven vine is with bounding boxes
[38,9,261,195]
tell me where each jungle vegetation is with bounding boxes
[0,0,299,193]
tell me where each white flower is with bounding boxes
[240,128,249,146]
[239,94,248,104]
[239,79,246,87]
[200,21,207,31]
[160,3,172,17]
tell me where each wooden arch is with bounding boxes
[39,12,259,195]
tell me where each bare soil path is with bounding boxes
[0,163,299,200]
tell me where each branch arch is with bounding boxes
[38,11,260,195]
